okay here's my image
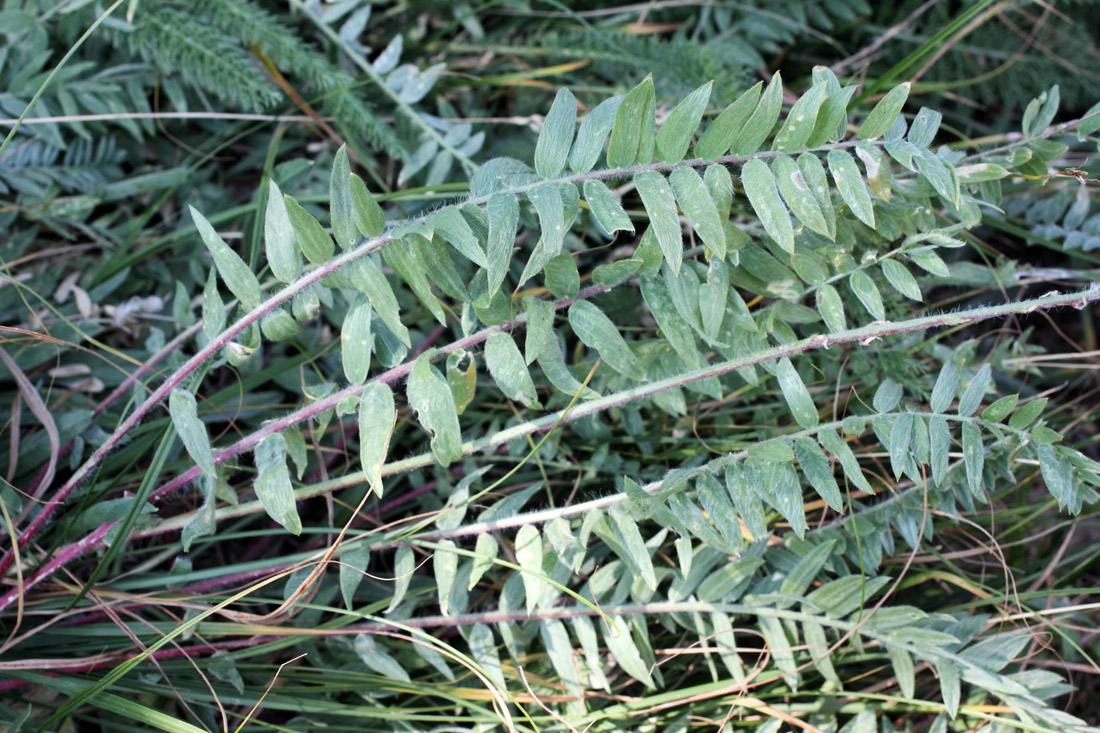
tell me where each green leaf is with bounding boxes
[570,94,622,174]
[806,84,856,148]
[540,619,583,713]
[730,72,782,155]
[819,428,872,493]
[609,508,657,591]
[915,149,960,204]
[584,179,633,235]
[486,192,519,297]
[544,251,579,299]
[435,539,459,616]
[816,283,846,333]
[929,415,950,485]
[468,533,498,590]
[937,660,961,718]
[725,465,768,539]
[348,257,411,347]
[202,269,225,343]
[340,546,369,611]
[169,388,216,479]
[962,421,984,497]
[827,150,875,228]
[773,155,830,238]
[254,434,302,535]
[261,308,300,342]
[467,624,506,688]
[1008,397,1047,430]
[1036,444,1075,508]
[523,296,555,365]
[519,183,566,284]
[881,259,922,301]
[695,81,761,161]
[430,206,486,267]
[359,382,395,497]
[704,164,734,220]
[776,357,818,428]
[794,437,842,511]
[593,258,642,288]
[607,75,656,168]
[656,81,711,163]
[284,194,335,264]
[535,87,576,178]
[778,540,834,607]
[772,80,828,152]
[798,152,836,238]
[759,615,800,690]
[264,179,300,283]
[485,332,540,408]
[386,544,413,614]
[858,82,911,140]
[749,437,795,463]
[190,206,262,311]
[957,363,991,417]
[888,412,913,480]
[981,394,1018,422]
[349,173,385,238]
[384,236,446,325]
[873,378,903,413]
[330,145,357,250]
[515,525,546,614]
[696,473,742,551]
[848,270,885,320]
[569,300,644,380]
[341,294,373,385]
[408,353,463,468]
[700,260,729,338]
[931,361,959,414]
[354,635,411,683]
[182,478,217,552]
[603,620,656,689]
[537,334,599,400]
[634,171,683,273]
[669,167,725,261]
[741,158,794,253]
[803,621,842,689]
[887,646,915,698]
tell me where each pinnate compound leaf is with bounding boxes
[349,173,385,238]
[655,81,711,163]
[254,434,302,535]
[858,82,911,140]
[730,72,782,155]
[695,81,761,161]
[584,179,633,235]
[169,388,216,478]
[485,332,539,408]
[330,145,357,250]
[607,75,655,168]
[742,158,794,253]
[776,357,818,428]
[264,179,300,283]
[634,170,683,273]
[190,206,261,311]
[569,300,644,380]
[408,353,462,467]
[669,167,725,260]
[359,382,395,497]
[570,95,621,174]
[827,150,875,228]
[341,294,373,385]
[535,87,576,178]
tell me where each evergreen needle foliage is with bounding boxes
[2,2,1100,731]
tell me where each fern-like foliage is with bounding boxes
[6,52,1100,730]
